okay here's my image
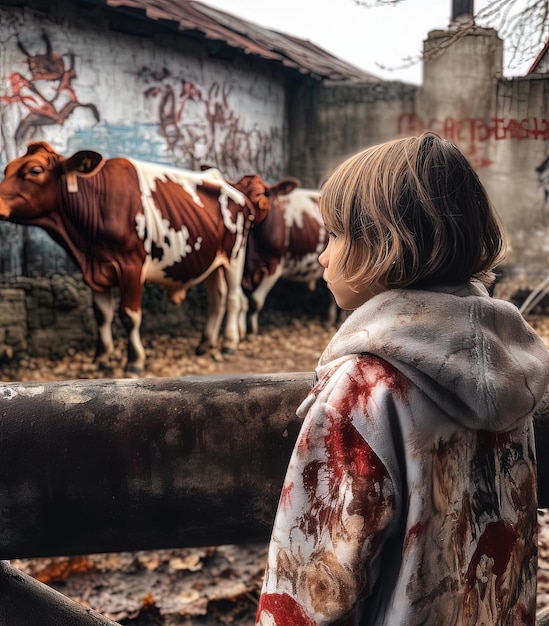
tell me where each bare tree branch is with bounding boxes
[354,0,549,73]
[353,0,407,6]
[476,0,549,69]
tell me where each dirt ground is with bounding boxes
[3,313,549,624]
[0,317,335,383]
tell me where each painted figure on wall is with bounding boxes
[0,32,102,277]
[0,33,100,147]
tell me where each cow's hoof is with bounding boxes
[195,344,209,356]
[221,347,235,355]
[96,356,116,372]
[124,364,142,378]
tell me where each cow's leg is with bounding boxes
[238,289,249,343]
[221,256,248,354]
[120,307,145,374]
[117,277,146,375]
[92,290,116,368]
[247,266,284,335]
[196,267,227,356]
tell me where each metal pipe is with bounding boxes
[0,560,119,625]
[0,371,548,562]
[0,373,312,559]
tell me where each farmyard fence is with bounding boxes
[0,372,548,625]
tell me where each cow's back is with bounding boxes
[282,188,325,282]
[129,160,251,290]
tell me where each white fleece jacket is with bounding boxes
[256,281,549,626]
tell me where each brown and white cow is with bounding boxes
[0,142,298,373]
[243,186,338,334]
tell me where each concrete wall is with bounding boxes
[490,76,549,276]
[288,26,549,296]
[287,81,418,187]
[420,27,549,282]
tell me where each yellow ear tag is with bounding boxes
[258,196,270,211]
[66,171,78,193]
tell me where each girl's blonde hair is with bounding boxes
[319,132,507,290]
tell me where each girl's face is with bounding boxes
[318,233,381,310]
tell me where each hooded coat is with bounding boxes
[256,281,549,626]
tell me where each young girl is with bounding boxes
[256,132,549,625]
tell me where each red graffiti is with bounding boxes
[0,33,99,145]
[398,113,549,169]
[140,68,281,177]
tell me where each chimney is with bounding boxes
[452,0,474,21]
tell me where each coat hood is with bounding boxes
[316,281,549,431]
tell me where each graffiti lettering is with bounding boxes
[398,113,549,143]
[139,67,281,179]
[398,113,549,169]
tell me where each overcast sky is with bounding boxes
[200,0,532,84]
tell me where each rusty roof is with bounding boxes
[528,39,549,74]
[102,0,382,82]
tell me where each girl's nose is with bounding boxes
[318,248,328,268]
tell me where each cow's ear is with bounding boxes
[269,177,301,196]
[63,150,104,176]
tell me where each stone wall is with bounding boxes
[0,274,215,362]
[0,288,26,360]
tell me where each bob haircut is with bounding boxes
[319,132,507,291]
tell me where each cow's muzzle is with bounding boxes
[0,197,12,219]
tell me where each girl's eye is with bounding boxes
[328,231,338,240]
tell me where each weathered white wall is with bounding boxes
[0,1,289,279]
[489,77,549,276]
[0,4,287,179]
[420,27,549,282]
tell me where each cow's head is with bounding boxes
[0,142,104,221]
[225,174,301,227]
